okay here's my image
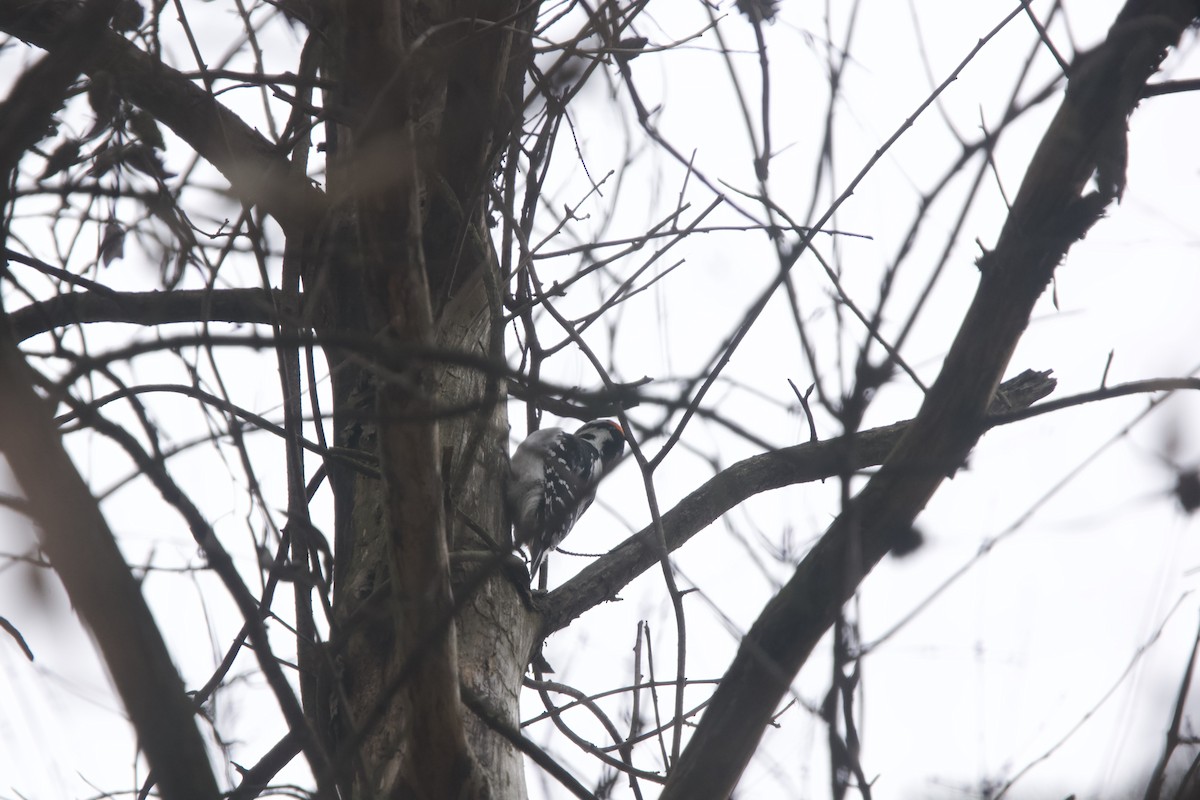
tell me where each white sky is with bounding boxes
[3,1,1200,799]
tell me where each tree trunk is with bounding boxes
[313,0,537,797]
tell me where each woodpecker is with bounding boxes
[506,420,626,582]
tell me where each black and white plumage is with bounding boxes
[506,420,626,582]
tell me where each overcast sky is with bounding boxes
[3,1,1200,798]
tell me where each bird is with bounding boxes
[506,419,626,583]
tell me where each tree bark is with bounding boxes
[314,0,536,796]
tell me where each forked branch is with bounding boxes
[654,2,1200,797]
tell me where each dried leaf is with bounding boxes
[888,524,925,558]
[614,37,648,65]
[86,71,119,131]
[128,108,165,150]
[736,0,778,24]
[87,143,121,177]
[39,139,82,180]
[145,191,189,239]
[86,142,175,181]
[124,143,176,180]
[111,0,144,32]
[99,222,126,267]
[163,249,188,289]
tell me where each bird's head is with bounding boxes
[575,419,626,465]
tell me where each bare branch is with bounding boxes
[656,3,1200,797]
[0,0,327,233]
[0,322,220,800]
[544,370,1057,636]
[8,286,281,342]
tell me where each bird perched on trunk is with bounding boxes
[506,420,626,583]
